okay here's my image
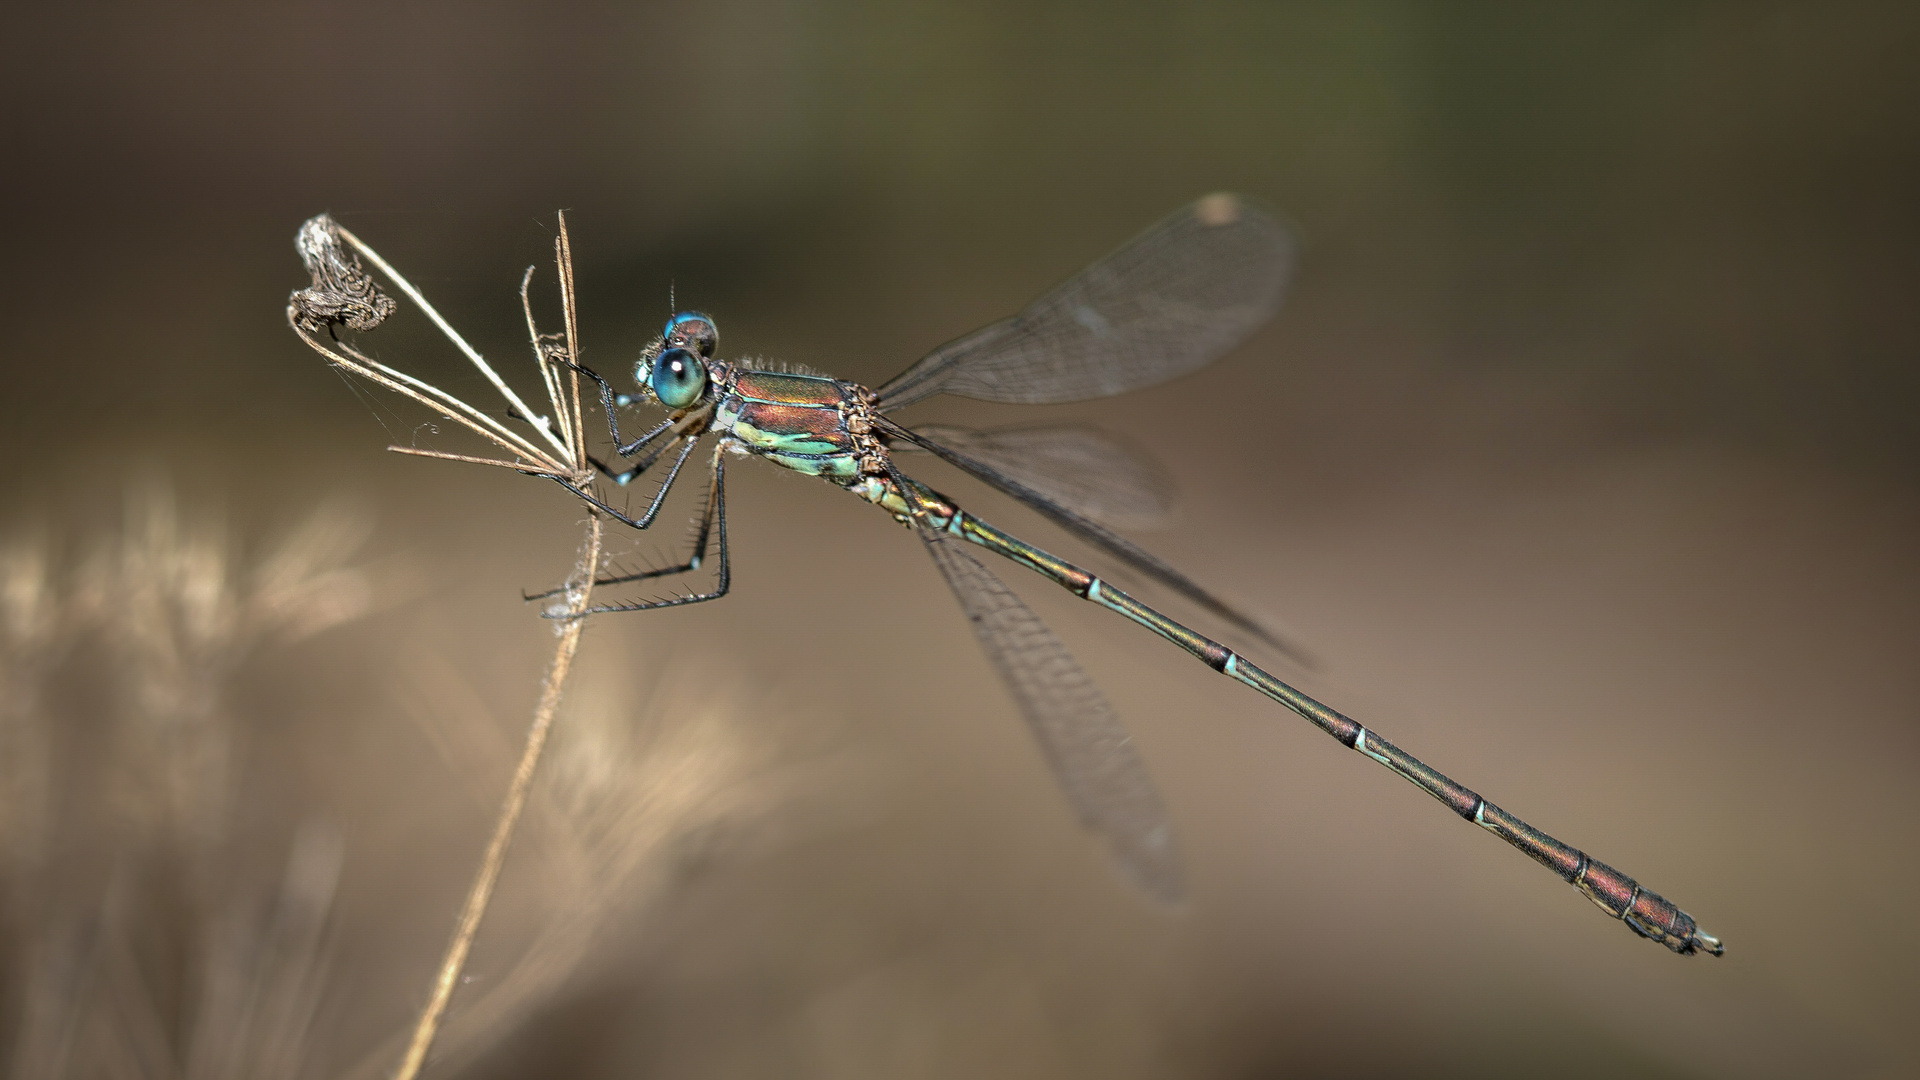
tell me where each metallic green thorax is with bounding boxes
[712,368,867,482]
[708,366,1007,533]
[709,365,996,534]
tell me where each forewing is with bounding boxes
[903,424,1172,530]
[920,527,1184,903]
[876,193,1293,409]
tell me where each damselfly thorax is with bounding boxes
[632,352,954,528]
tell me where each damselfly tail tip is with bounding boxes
[1655,915,1724,957]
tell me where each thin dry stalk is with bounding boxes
[353,646,818,1078]
[288,210,604,1080]
[390,515,602,1080]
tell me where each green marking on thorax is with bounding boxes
[715,366,861,475]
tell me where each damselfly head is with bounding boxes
[649,347,709,409]
[664,311,718,358]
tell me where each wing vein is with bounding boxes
[919,526,1184,903]
[877,194,1293,409]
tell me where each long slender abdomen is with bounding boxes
[920,487,1720,955]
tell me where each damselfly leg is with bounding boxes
[586,434,680,488]
[543,353,679,458]
[533,349,709,526]
[524,456,721,602]
[569,447,731,617]
[551,431,698,530]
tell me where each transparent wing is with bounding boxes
[899,424,1173,530]
[886,418,1313,665]
[920,526,1184,903]
[876,193,1294,410]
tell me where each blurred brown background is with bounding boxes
[2,2,1916,1077]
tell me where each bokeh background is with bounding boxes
[3,2,1917,1077]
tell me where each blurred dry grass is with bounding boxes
[3,487,378,1077]
[0,489,841,1078]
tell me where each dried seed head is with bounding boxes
[290,215,396,333]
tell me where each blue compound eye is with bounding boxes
[663,311,718,358]
[650,347,708,409]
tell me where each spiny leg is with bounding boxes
[561,446,733,617]
[613,417,679,461]
[554,433,700,531]
[524,469,718,601]
[588,427,685,487]
[506,392,676,474]
[542,353,679,457]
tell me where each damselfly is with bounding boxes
[398,195,1723,955]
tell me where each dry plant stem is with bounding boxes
[392,512,604,1080]
[288,210,601,1078]
[522,267,574,454]
[290,210,602,1076]
[388,214,597,1080]
[330,223,571,462]
[386,446,567,475]
[289,317,567,475]
[287,217,588,480]
[554,222,586,453]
